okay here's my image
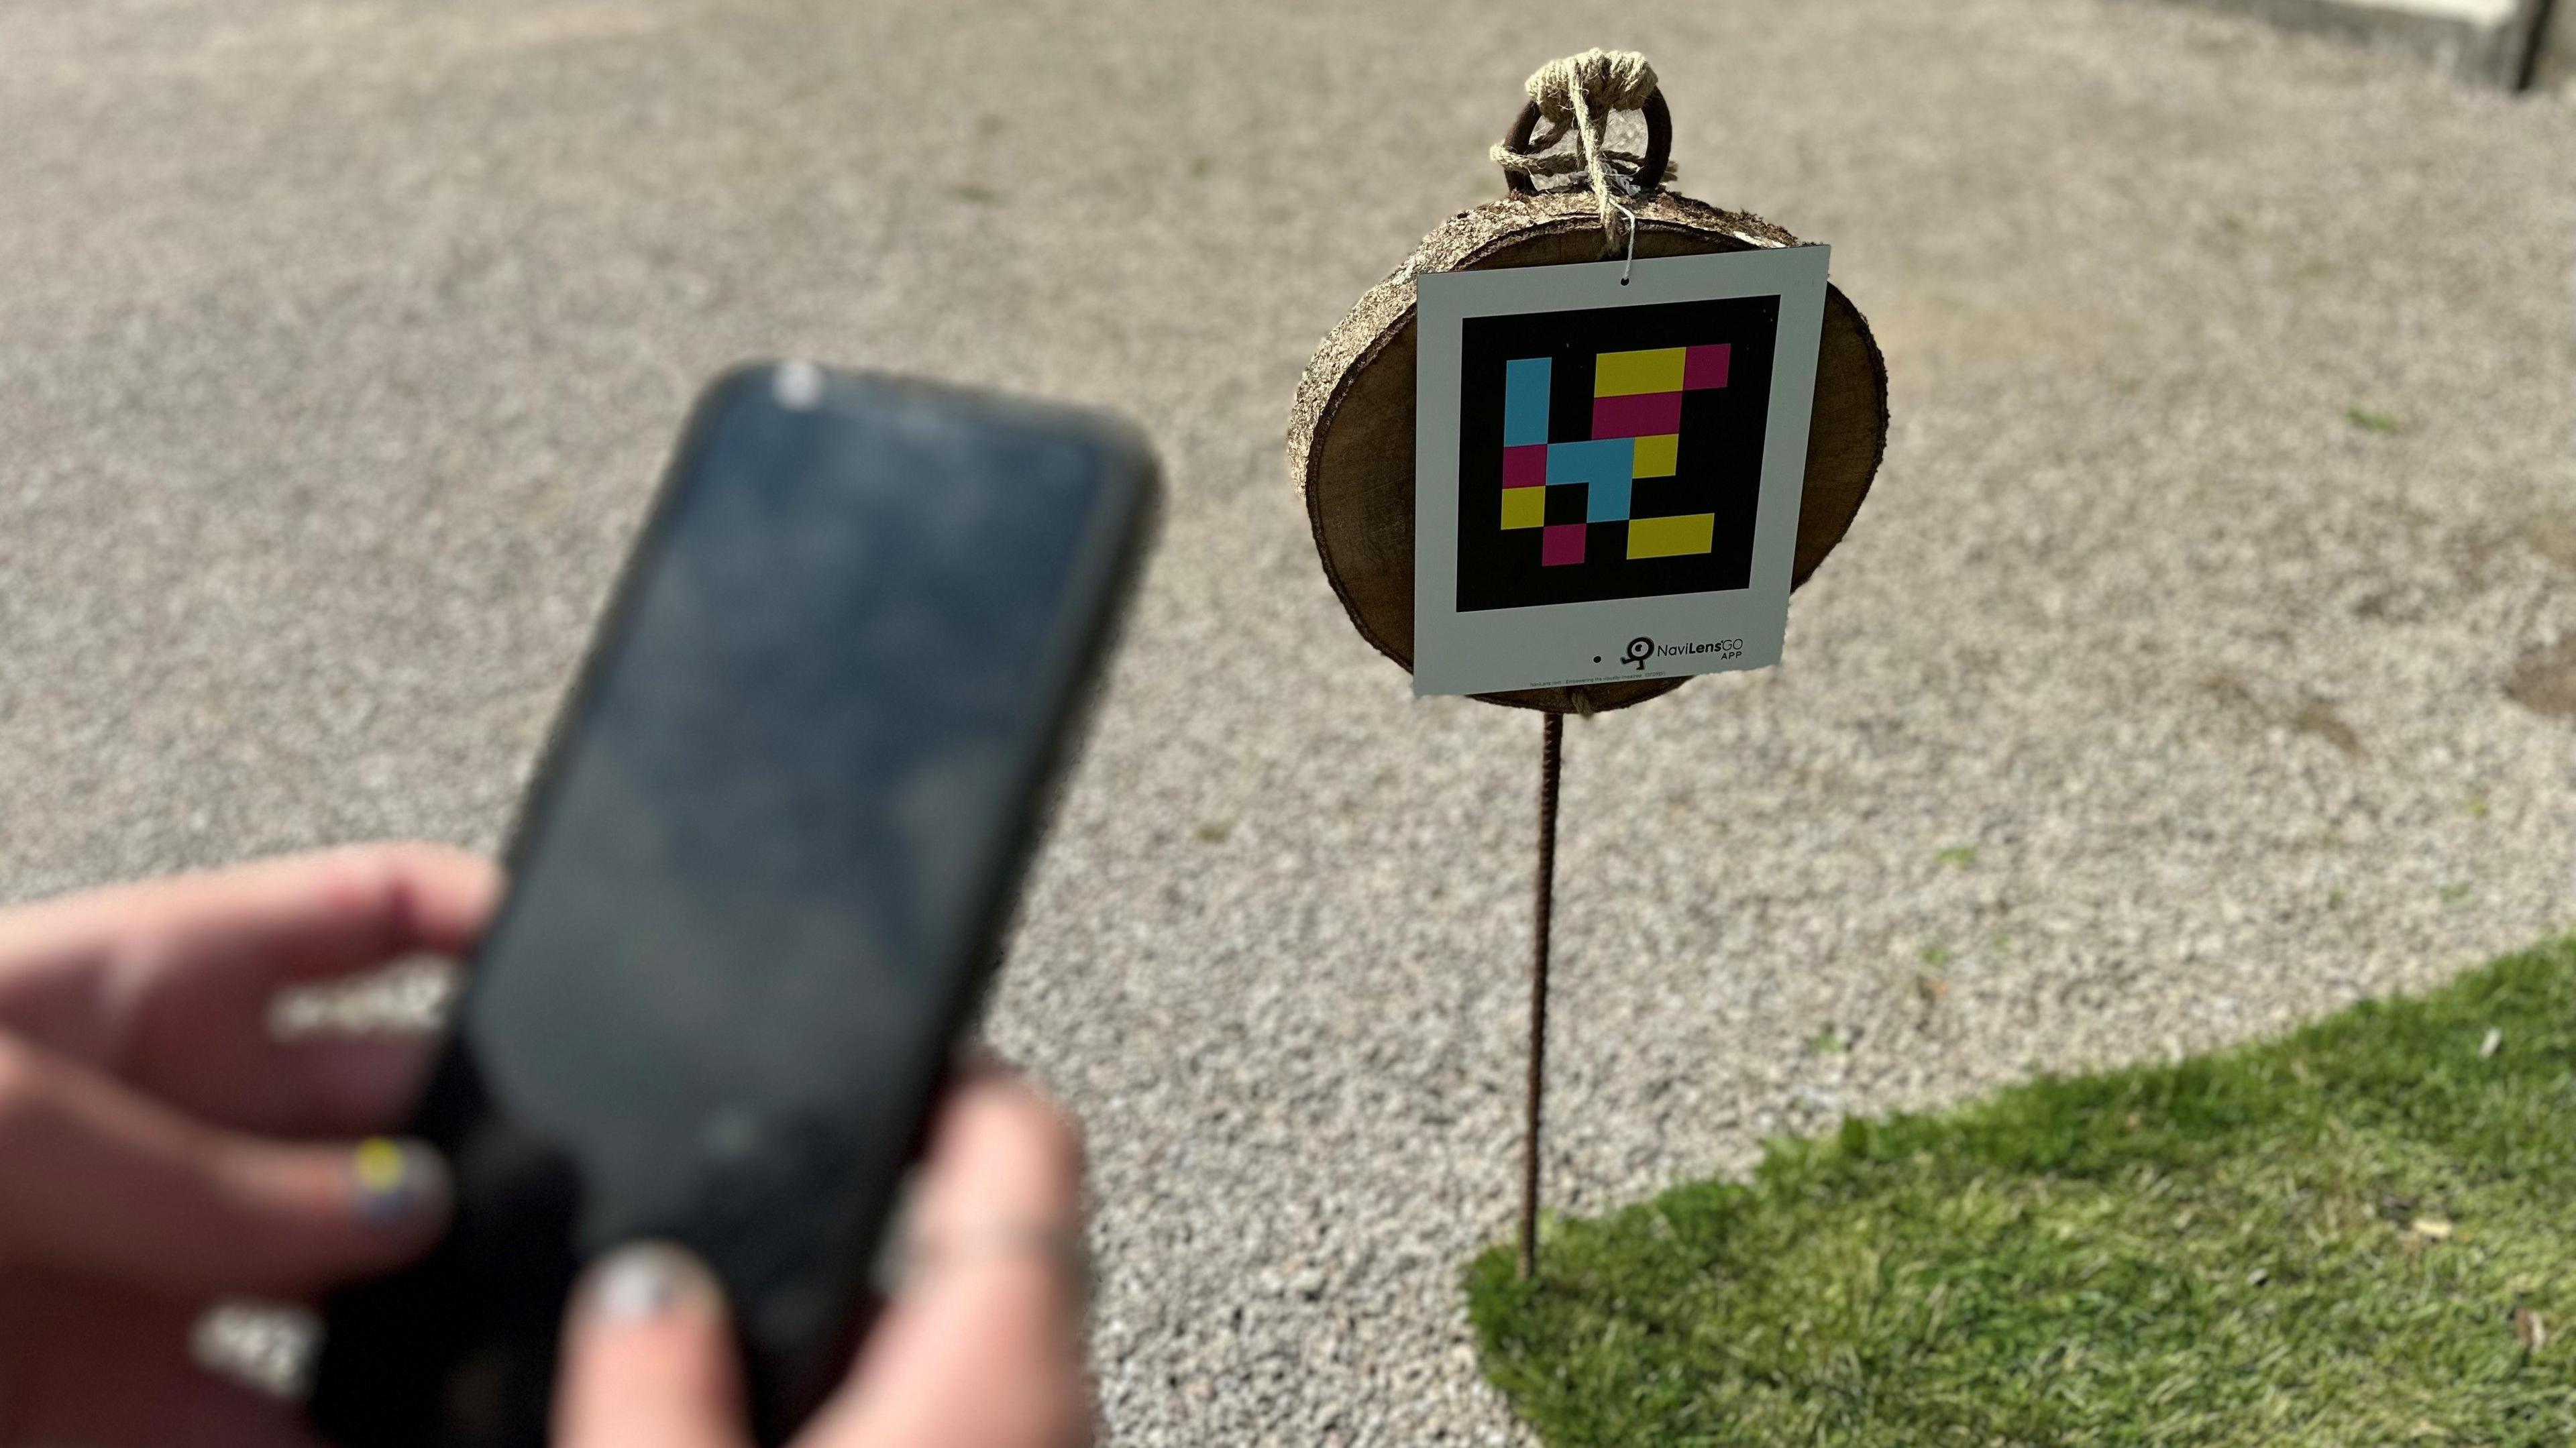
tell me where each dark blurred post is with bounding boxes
[1519,712,1563,1279]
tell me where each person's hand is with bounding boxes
[0,842,502,1447]
[0,844,1095,1448]
[553,1069,1093,1448]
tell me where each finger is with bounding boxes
[0,1272,323,1448]
[0,842,497,1135]
[555,1243,753,1448]
[806,1072,1091,1448]
[0,840,500,991]
[0,1038,449,1297]
[220,1028,446,1139]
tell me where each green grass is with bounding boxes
[1468,940,2576,1446]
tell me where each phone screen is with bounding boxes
[312,366,1153,1447]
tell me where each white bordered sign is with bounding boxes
[1412,245,1830,698]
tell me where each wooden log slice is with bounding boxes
[1286,188,1889,714]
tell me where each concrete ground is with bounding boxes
[2163,0,2555,88]
[2,1,2570,1442]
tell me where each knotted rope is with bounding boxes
[1489,49,1674,251]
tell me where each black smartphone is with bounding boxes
[307,363,1158,1447]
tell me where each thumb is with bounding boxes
[0,1037,450,1296]
[555,1243,753,1448]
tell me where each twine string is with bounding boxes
[1489,48,1672,252]
[1611,186,1640,284]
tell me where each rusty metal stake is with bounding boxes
[1519,710,1564,1279]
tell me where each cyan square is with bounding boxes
[1503,357,1552,447]
[1546,437,1634,487]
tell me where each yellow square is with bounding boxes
[1626,512,1715,559]
[1593,347,1686,397]
[1500,487,1547,530]
[1631,434,1678,478]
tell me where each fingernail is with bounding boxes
[583,1243,720,1325]
[350,1137,449,1227]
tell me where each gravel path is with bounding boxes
[3,1,2571,1442]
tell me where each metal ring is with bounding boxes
[1501,89,1672,196]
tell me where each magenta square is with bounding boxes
[1684,343,1731,390]
[1541,524,1586,567]
[1591,391,1681,440]
[1503,443,1548,489]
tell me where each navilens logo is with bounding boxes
[1596,635,1746,671]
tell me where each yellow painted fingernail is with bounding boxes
[351,1137,447,1225]
[354,1137,406,1189]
